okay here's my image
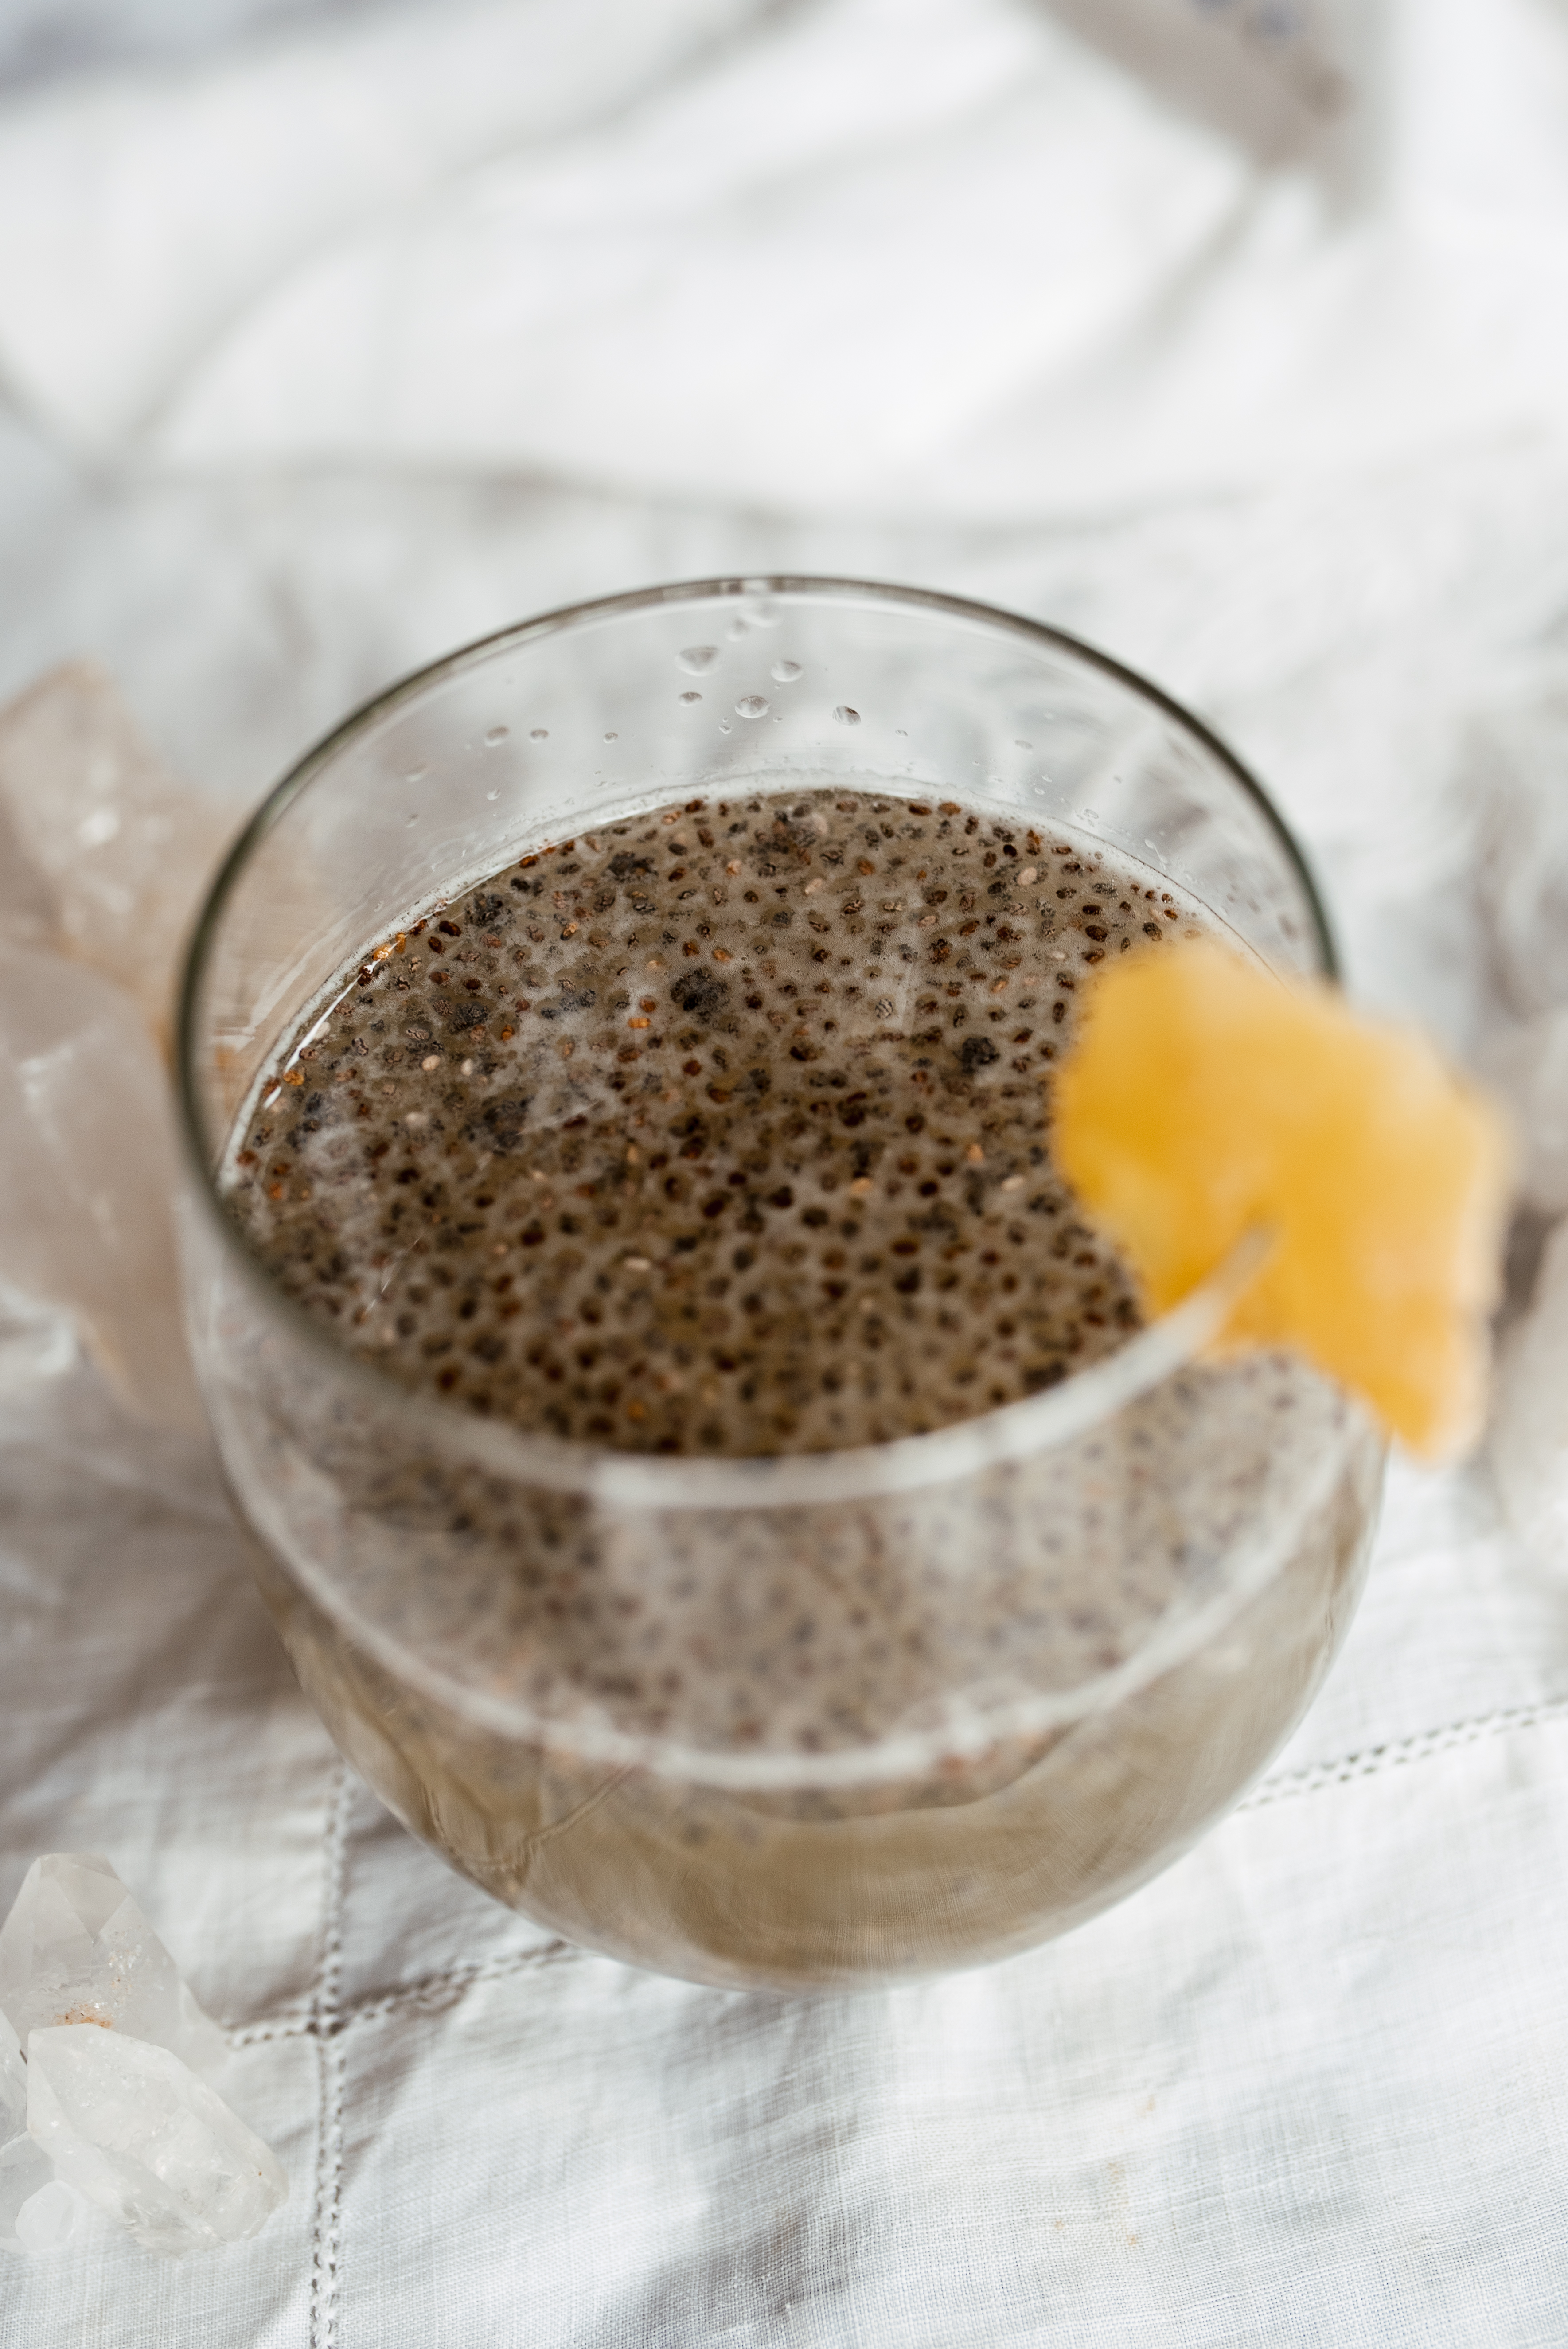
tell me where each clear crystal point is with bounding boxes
[27,2027,287,2257]
[0,661,234,1047]
[0,2003,76,2258]
[0,2006,25,2141]
[0,2136,78,2256]
[0,1854,227,2079]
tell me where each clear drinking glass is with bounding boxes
[177,579,1383,1991]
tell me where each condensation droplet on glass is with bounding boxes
[833,706,861,727]
[404,812,420,827]
[726,617,749,641]
[735,696,768,720]
[770,659,802,685]
[742,598,780,629]
[1014,739,1033,750]
[484,725,509,747]
[718,721,732,734]
[405,765,428,783]
[529,727,548,741]
[603,730,618,742]
[484,788,499,801]
[679,691,702,705]
[677,646,719,675]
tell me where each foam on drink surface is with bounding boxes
[224,788,1200,1455]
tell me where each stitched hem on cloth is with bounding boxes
[1238,1695,1568,1808]
[230,1697,1568,2054]
[220,1700,1568,2342]
[230,1936,577,2051]
[308,1764,352,2349]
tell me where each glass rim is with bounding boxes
[176,573,1338,1517]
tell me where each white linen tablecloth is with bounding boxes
[5,3,1568,2341]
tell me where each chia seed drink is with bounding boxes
[226,790,1174,1450]
[213,786,1381,1987]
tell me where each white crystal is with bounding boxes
[13,2180,82,2258]
[0,2136,78,2257]
[1486,1007,1568,1214]
[0,1855,227,2079]
[0,664,229,1431]
[0,2004,25,2140]
[26,2026,286,2257]
[0,2003,76,2259]
[0,944,204,1432]
[0,662,234,1050]
[1493,1217,1568,1562]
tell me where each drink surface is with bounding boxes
[225,787,1201,1455]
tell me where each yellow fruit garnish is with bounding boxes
[1052,939,1512,1459]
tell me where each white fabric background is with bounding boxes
[5,1,1568,2341]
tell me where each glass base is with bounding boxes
[237,1424,1381,1992]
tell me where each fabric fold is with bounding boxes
[4,0,1568,516]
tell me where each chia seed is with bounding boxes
[222,789,1195,1458]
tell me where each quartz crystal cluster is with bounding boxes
[0,1854,286,2258]
[0,663,229,1431]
